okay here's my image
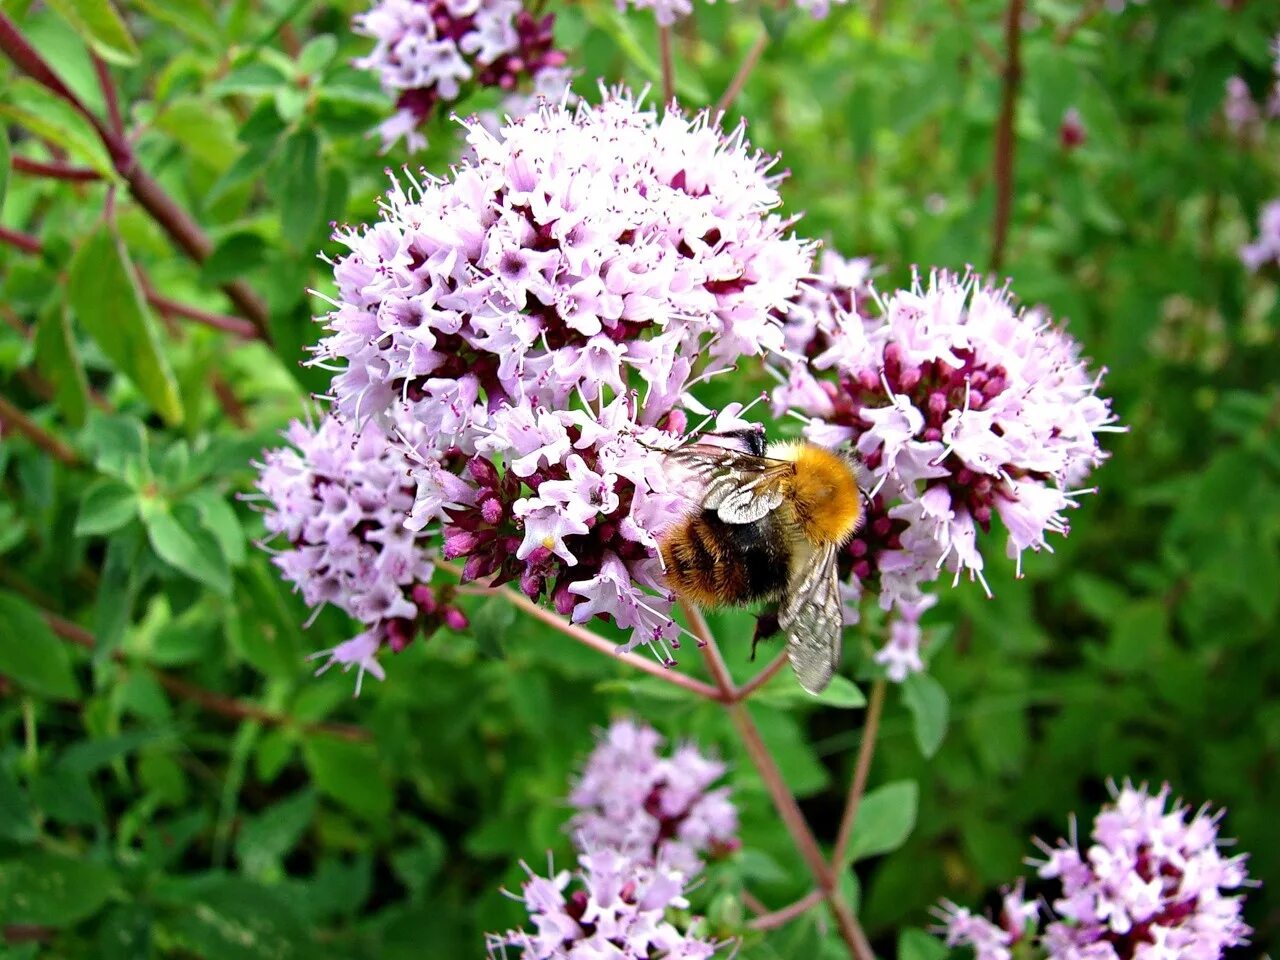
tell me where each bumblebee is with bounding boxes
[658,431,863,694]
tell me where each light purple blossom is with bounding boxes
[317,89,810,427]
[486,849,722,959]
[777,270,1118,646]
[312,89,811,663]
[354,0,567,149]
[1241,199,1280,272]
[936,881,1038,960]
[253,412,468,692]
[936,782,1253,960]
[568,719,738,875]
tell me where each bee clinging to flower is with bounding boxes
[657,430,864,694]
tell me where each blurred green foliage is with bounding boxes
[1,0,1278,956]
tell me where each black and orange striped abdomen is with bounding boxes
[659,509,792,608]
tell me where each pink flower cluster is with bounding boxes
[1241,199,1280,273]
[568,719,738,875]
[1222,35,1280,136]
[253,413,467,693]
[312,90,810,663]
[937,782,1253,960]
[489,720,733,958]
[354,0,569,150]
[775,268,1118,679]
[486,849,721,959]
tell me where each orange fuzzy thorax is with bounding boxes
[766,441,863,546]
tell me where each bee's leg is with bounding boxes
[751,610,781,661]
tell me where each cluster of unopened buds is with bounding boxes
[354,0,571,150]
[487,719,735,959]
[936,781,1253,960]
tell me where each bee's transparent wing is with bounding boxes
[665,444,793,525]
[778,543,843,694]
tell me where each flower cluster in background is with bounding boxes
[1241,199,1280,273]
[568,718,738,875]
[1223,34,1280,137]
[489,720,734,958]
[354,0,570,150]
[937,781,1253,960]
[773,268,1117,679]
[252,412,468,693]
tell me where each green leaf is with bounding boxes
[0,767,37,844]
[211,62,289,98]
[844,780,919,865]
[297,35,337,76]
[33,305,90,427]
[234,790,316,878]
[67,227,183,425]
[184,491,246,566]
[470,596,513,660]
[153,97,243,172]
[275,127,322,247]
[0,853,117,926]
[95,526,142,658]
[901,672,949,758]
[0,591,81,699]
[44,0,139,64]
[200,232,269,287]
[752,669,866,709]
[75,478,138,536]
[898,928,949,960]
[0,79,115,176]
[156,876,307,960]
[141,502,231,595]
[302,736,391,821]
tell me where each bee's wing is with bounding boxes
[666,444,793,525]
[778,543,843,695]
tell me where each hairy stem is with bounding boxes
[832,677,887,867]
[11,156,101,182]
[659,24,676,105]
[715,31,768,117]
[0,395,80,466]
[990,0,1025,272]
[681,601,873,960]
[748,888,825,931]
[451,575,725,701]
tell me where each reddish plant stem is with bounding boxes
[41,611,370,742]
[0,394,80,466]
[832,677,887,868]
[452,576,725,701]
[0,10,272,342]
[11,156,101,182]
[659,25,676,105]
[2,224,258,342]
[749,888,825,931]
[92,53,125,137]
[715,32,768,117]
[990,0,1025,272]
[681,602,873,960]
[143,284,259,339]
[735,647,788,700]
[0,225,42,255]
